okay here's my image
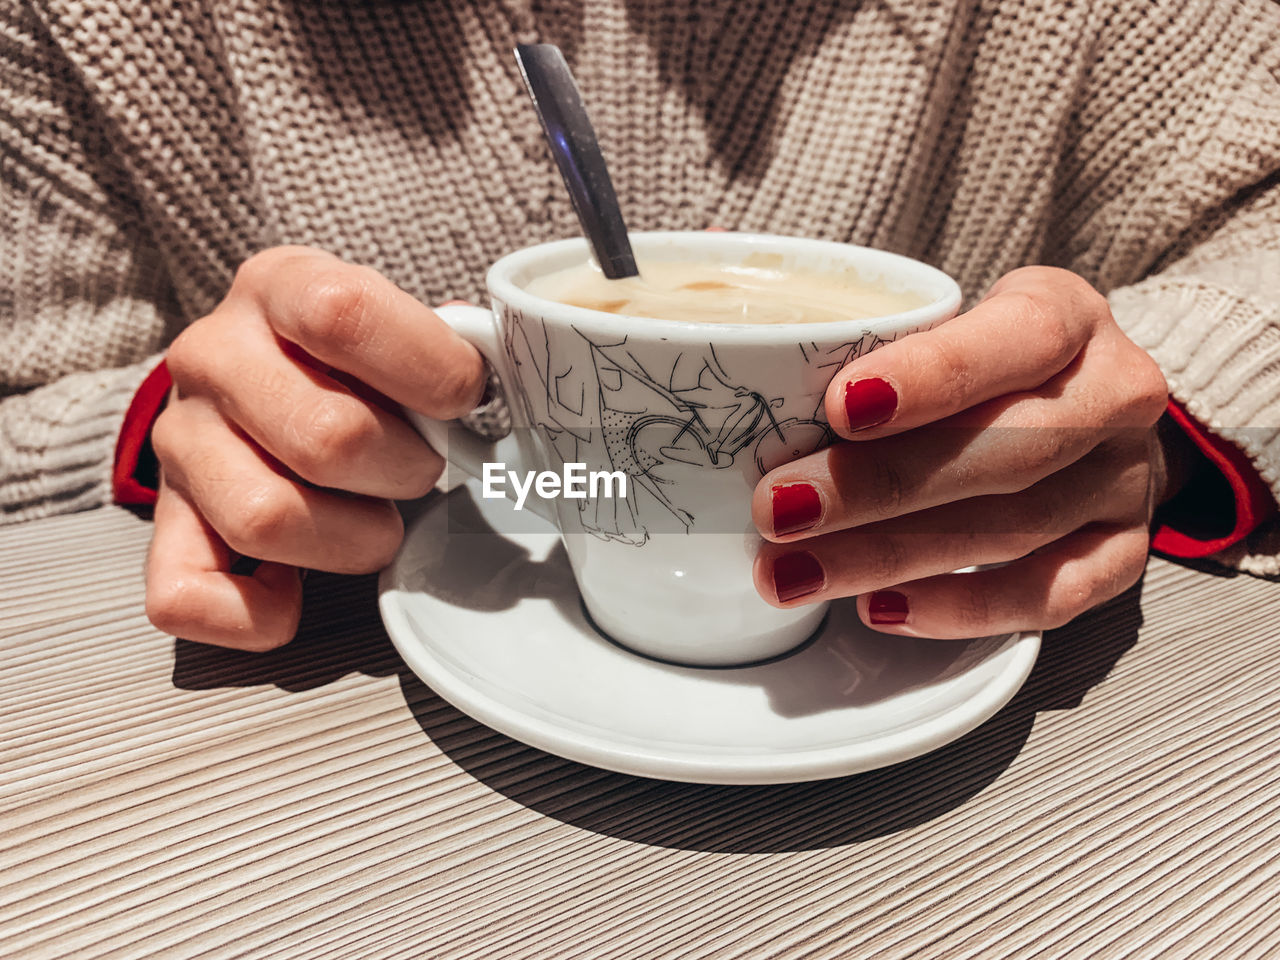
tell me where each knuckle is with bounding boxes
[233,249,274,292]
[421,356,484,419]
[1043,564,1092,628]
[1040,527,1149,630]
[1115,457,1154,514]
[224,483,294,556]
[1003,291,1064,355]
[145,574,201,637]
[1113,359,1168,427]
[994,265,1052,292]
[1014,266,1103,307]
[293,264,378,347]
[352,507,405,572]
[1014,491,1060,540]
[1008,431,1077,490]
[860,534,909,587]
[1033,309,1077,371]
[234,245,322,293]
[402,451,445,500]
[1112,530,1151,592]
[919,332,974,399]
[165,323,209,386]
[289,396,377,480]
[1063,272,1110,323]
[1003,288,1055,336]
[372,518,406,569]
[238,630,295,654]
[246,363,296,415]
[1042,594,1085,630]
[867,454,908,518]
[995,286,1082,373]
[150,407,182,467]
[1098,330,1167,426]
[955,581,993,631]
[1137,356,1169,421]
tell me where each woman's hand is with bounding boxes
[145,246,485,650]
[752,266,1170,637]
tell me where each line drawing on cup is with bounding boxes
[503,306,914,545]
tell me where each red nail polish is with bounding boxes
[772,551,824,603]
[772,483,821,536]
[868,590,909,624]
[844,377,897,431]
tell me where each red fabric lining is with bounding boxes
[1151,400,1277,558]
[111,359,171,507]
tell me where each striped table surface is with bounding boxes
[2,504,1278,960]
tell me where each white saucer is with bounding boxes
[379,480,1041,785]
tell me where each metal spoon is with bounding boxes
[514,43,639,279]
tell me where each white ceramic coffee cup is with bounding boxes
[410,231,961,666]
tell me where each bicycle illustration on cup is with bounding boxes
[626,388,833,480]
[507,314,881,541]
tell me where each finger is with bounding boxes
[167,309,444,499]
[146,481,303,651]
[755,423,1091,540]
[234,247,487,419]
[754,356,1156,538]
[754,436,1152,606]
[824,266,1107,438]
[154,400,405,574]
[855,523,1150,638]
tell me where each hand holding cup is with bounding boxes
[145,246,485,650]
[753,266,1170,637]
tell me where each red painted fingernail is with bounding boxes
[772,551,825,603]
[868,590,909,624]
[772,483,821,536]
[844,377,897,431]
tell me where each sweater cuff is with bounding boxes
[1151,400,1278,558]
[111,359,171,508]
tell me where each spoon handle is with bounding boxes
[514,43,638,279]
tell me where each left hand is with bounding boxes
[751,266,1170,637]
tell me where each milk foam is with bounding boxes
[522,258,927,324]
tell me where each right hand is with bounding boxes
[145,246,485,651]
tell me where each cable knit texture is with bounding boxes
[2,0,1279,572]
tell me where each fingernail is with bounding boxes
[868,590,909,624]
[844,377,897,431]
[772,482,821,536]
[772,551,825,603]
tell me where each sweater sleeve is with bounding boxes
[1107,175,1280,577]
[0,358,165,523]
[1048,0,1280,577]
[0,0,181,525]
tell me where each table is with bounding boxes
[3,504,1279,959]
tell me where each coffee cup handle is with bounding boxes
[404,303,558,525]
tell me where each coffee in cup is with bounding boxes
[523,257,930,325]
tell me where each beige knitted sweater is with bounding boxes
[3,0,1279,574]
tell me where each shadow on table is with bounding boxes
[170,564,1143,853]
[171,572,402,692]
[403,579,1145,853]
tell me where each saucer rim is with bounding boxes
[378,577,1041,785]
